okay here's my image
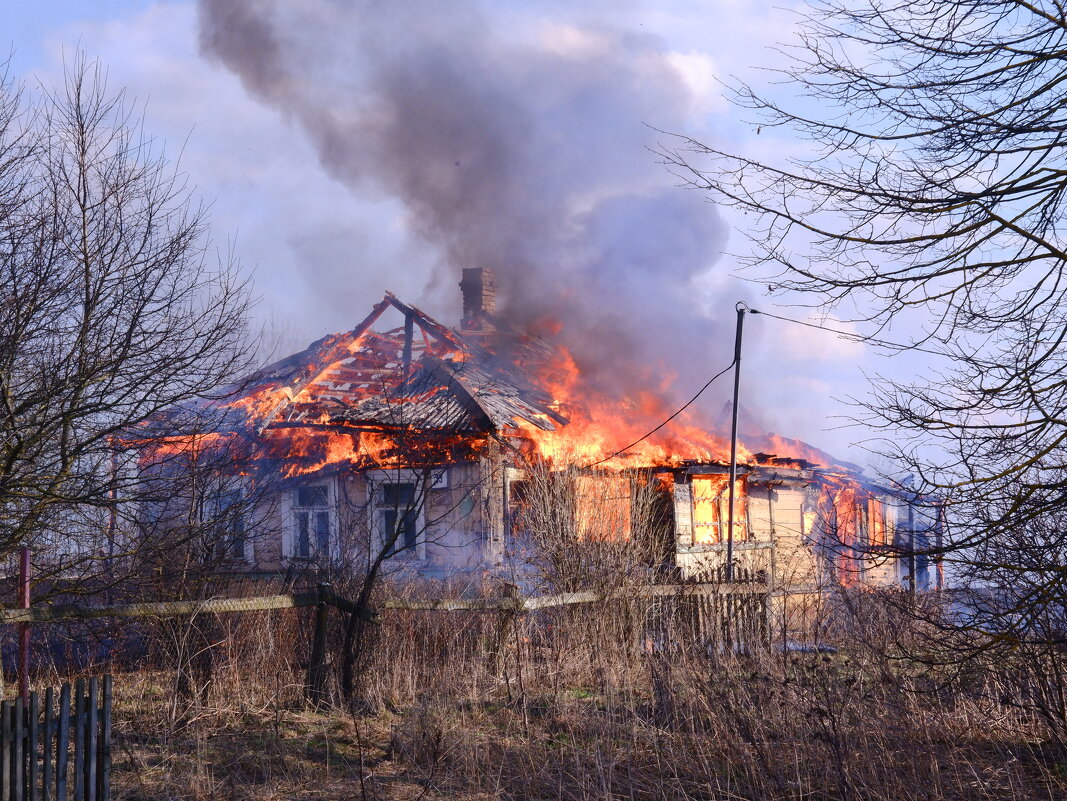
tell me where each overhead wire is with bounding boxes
[583,359,736,469]
[581,303,961,471]
[747,308,954,358]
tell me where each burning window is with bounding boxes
[691,475,747,546]
[574,475,632,541]
[852,495,890,550]
[866,497,889,547]
[292,484,332,559]
[379,482,422,557]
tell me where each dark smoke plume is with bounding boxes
[197,0,735,410]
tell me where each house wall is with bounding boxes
[670,467,930,639]
[169,453,932,606]
[239,457,502,579]
[419,460,497,575]
[674,470,820,588]
[672,467,912,592]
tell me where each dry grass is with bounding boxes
[68,591,1067,801]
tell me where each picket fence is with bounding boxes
[0,677,111,801]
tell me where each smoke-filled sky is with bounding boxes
[3,0,902,466]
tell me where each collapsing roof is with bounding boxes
[192,293,568,440]
[142,269,863,479]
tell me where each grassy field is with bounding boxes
[76,594,1067,801]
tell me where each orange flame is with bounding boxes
[514,346,748,468]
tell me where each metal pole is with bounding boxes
[907,504,916,596]
[18,546,31,703]
[726,305,746,584]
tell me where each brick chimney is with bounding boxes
[459,267,496,329]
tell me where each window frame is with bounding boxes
[286,479,337,561]
[370,469,428,560]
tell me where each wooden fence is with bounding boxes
[0,582,774,624]
[0,583,779,704]
[0,677,111,801]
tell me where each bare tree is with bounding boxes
[664,0,1067,628]
[512,463,668,594]
[0,56,253,590]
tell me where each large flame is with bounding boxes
[513,345,750,468]
[135,307,844,479]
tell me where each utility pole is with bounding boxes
[18,546,31,703]
[726,304,746,584]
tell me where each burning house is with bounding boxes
[138,268,942,594]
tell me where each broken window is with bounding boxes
[293,484,332,559]
[508,479,531,539]
[691,475,747,545]
[854,498,869,546]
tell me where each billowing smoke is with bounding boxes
[197,0,736,413]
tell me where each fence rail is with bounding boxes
[0,591,323,625]
[0,582,779,624]
[0,677,111,801]
[382,582,774,612]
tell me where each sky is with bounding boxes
[1,0,906,468]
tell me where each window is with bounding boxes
[508,479,531,539]
[691,475,746,545]
[293,484,332,559]
[379,482,421,556]
[204,489,247,562]
[867,498,888,547]
[855,496,889,549]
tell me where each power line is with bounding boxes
[583,360,736,469]
[748,308,952,358]
[581,304,955,471]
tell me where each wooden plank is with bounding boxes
[42,689,52,801]
[55,685,69,801]
[72,680,83,801]
[28,693,38,801]
[2,701,11,801]
[84,681,96,801]
[0,591,322,624]
[97,679,110,801]
[674,481,694,546]
[13,699,23,801]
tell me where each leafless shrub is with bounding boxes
[515,464,668,595]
